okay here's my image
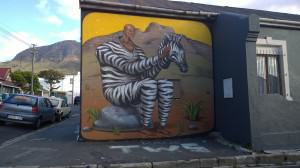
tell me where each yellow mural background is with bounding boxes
[82,12,212,45]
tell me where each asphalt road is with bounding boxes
[0,105,248,167]
[0,106,74,145]
[0,122,33,144]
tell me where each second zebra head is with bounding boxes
[158,33,188,73]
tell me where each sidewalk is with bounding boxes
[0,109,299,168]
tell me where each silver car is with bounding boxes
[0,94,56,129]
[49,97,71,121]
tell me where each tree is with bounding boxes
[38,69,64,95]
[10,70,41,93]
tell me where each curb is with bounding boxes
[3,152,300,168]
[109,152,300,168]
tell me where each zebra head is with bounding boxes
[158,33,188,73]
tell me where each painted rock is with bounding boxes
[93,105,143,131]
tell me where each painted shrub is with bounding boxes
[81,12,214,140]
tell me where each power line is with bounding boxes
[0,26,31,47]
[0,23,29,43]
[0,24,36,70]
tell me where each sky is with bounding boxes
[0,0,299,62]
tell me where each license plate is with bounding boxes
[7,115,23,120]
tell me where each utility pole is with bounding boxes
[31,44,37,95]
[71,74,75,104]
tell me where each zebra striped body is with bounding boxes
[96,34,186,128]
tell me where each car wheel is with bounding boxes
[34,119,41,129]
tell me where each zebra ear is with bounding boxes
[176,34,182,42]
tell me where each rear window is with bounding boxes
[5,95,38,106]
[50,99,60,107]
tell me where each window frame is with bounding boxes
[256,54,282,94]
[256,37,292,101]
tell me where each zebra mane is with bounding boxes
[158,33,183,56]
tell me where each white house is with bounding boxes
[39,72,80,104]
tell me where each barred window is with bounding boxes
[257,54,281,95]
[256,37,292,101]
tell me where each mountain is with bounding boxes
[83,22,212,79]
[1,40,80,74]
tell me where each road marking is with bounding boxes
[72,114,80,117]
[110,145,140,154]
[14,147,57,159]
[0,122,62,150]
[74,125,80,134]
[110,143,210,154]
[30,138,47,141]
[181,143,210,152]
[142,145,179,152]
[14,150,34,159]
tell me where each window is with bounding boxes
[50,99,59,107]
[5,95,37,106]
[257,54,281,94]
[46,99,52,108]
[256,37,292,101]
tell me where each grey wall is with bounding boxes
[247,27,300,150]
[212,13,256,145]
[212,12,300,150]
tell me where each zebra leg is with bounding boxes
[139,79,158,128]
[157,79,174,128]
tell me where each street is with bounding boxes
[0,122,33,145]
[0,105,247,167]
[0,105,78,145]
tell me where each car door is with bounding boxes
[45,98,54,121]
[38,98,47,122]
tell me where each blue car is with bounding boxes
[0,94,56,129]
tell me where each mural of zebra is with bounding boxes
[96,32,188,129]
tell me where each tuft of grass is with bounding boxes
[87,107,99,122]
[184,102,202,121]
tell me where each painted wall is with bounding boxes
[212,13,254,145]
[248,27,300,150]
[81,12,214,140]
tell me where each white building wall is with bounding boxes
[39,72,81,104]
[56,72,81,103]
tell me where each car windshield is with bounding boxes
[50,99,60,107]
[4,95,37,106]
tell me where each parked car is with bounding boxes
[0,94,56,129]
[49,97,71,121]
[74,96,80,105]
[0,93,11,103]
